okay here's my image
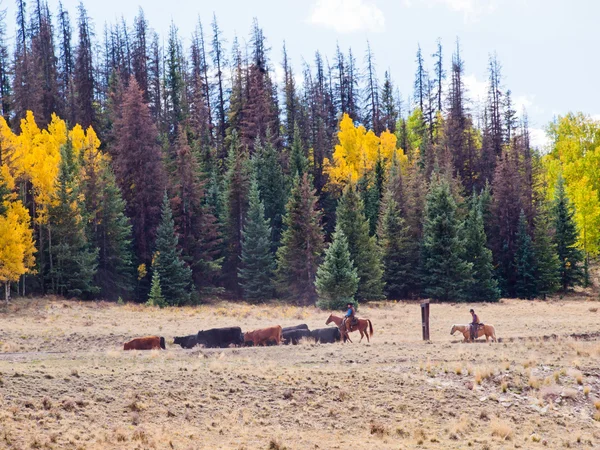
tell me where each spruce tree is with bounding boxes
[289,123,308,179]
[552,176,584,291]
[147,269,165,308]
[153,192,192,306]
[238,179,275,301]
[48,141,99,298]
[421,177,472,301]
[89,164,134,300]
[336,184,384,301]
[315,228,359,310]
[514,210,537,299]
[533,206,560,298]
[463,192,499,302]
[253,136,287,247]
[378,190,412,299]
[221,131,251,293]
[275,173,324,304]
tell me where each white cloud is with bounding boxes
[308,0,385,33]
[592,114,600,122]
[529,128,550,150]
[463,73,487,103]
[417,0,498,22]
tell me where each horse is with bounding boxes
[325,314,373,343]
[450,324,497,343]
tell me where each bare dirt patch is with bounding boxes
[1,297,599,449]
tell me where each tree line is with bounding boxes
[0,1,595,306]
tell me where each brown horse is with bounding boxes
[450,324,497,343]
[325,314,373,343]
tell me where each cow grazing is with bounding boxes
[173,334,199,349]
[244,326,283,346]
[124,336,165,350]
[196,327,244,348]
[282,324,309,333]
[282,329,311,345]
[310,327,341,344]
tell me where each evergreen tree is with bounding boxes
[153,192,192,306]
[463,192,499,302]
[253,137,287,247]
[533,206,560,298]
[289,123,308,179]
[112,76,166,267]
[514,210,537,299]
[74,1,95,129]
[420,177,472,301]
[48,141,99,298]
[336,184,384,301]
[275,173,324,304]
[552,176,584,291]
[238,179,275,300]
[147,269,165,307]
[221,131,251,293]
[378,190,412,299]
[315,228,358,310]
[171,129,221,292]
[81,152,134,301]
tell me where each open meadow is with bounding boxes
[1,297,600,449]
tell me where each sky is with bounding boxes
[4,0,600,148]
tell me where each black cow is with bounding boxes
[310,327,341,344]
[282,324,309,333]
[196,327,244,348]
[173,334,199,349]
[282,329,311,345]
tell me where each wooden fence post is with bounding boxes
[421,300,430,341]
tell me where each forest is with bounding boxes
[0,1,598,307]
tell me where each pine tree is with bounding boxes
[378,190,412,299]
[421,177,472,301]
[514,210,537,299]
[48,141,99,298]
[275,173,324,304]
[315,228,358,310]
[153,192,192,306]
[553,176,584,291]
[336,184,384,301]
[147,269,165,307]
[238,179,275,300]
[533,206,560,298]
[463,192,499,302]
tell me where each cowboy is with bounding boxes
[469,309,480,341]
[341,302,356,332]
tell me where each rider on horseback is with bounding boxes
[470,309,480,341]
[342,302,357,332]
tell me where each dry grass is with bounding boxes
[0,296,599,449]
[490,418,513,440]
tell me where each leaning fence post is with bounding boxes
[421,300,430,341]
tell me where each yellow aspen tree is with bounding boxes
[0,200,35,303]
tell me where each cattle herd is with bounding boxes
[123,323,342,351]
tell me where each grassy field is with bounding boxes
[1,296,600,449]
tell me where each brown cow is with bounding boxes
[123,336,166,350]
[244,326,282,346]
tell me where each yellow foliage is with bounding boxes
[0,200,36,285]
[325,113,406,191]
[544,113,600,256]
[0,110,103,287]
